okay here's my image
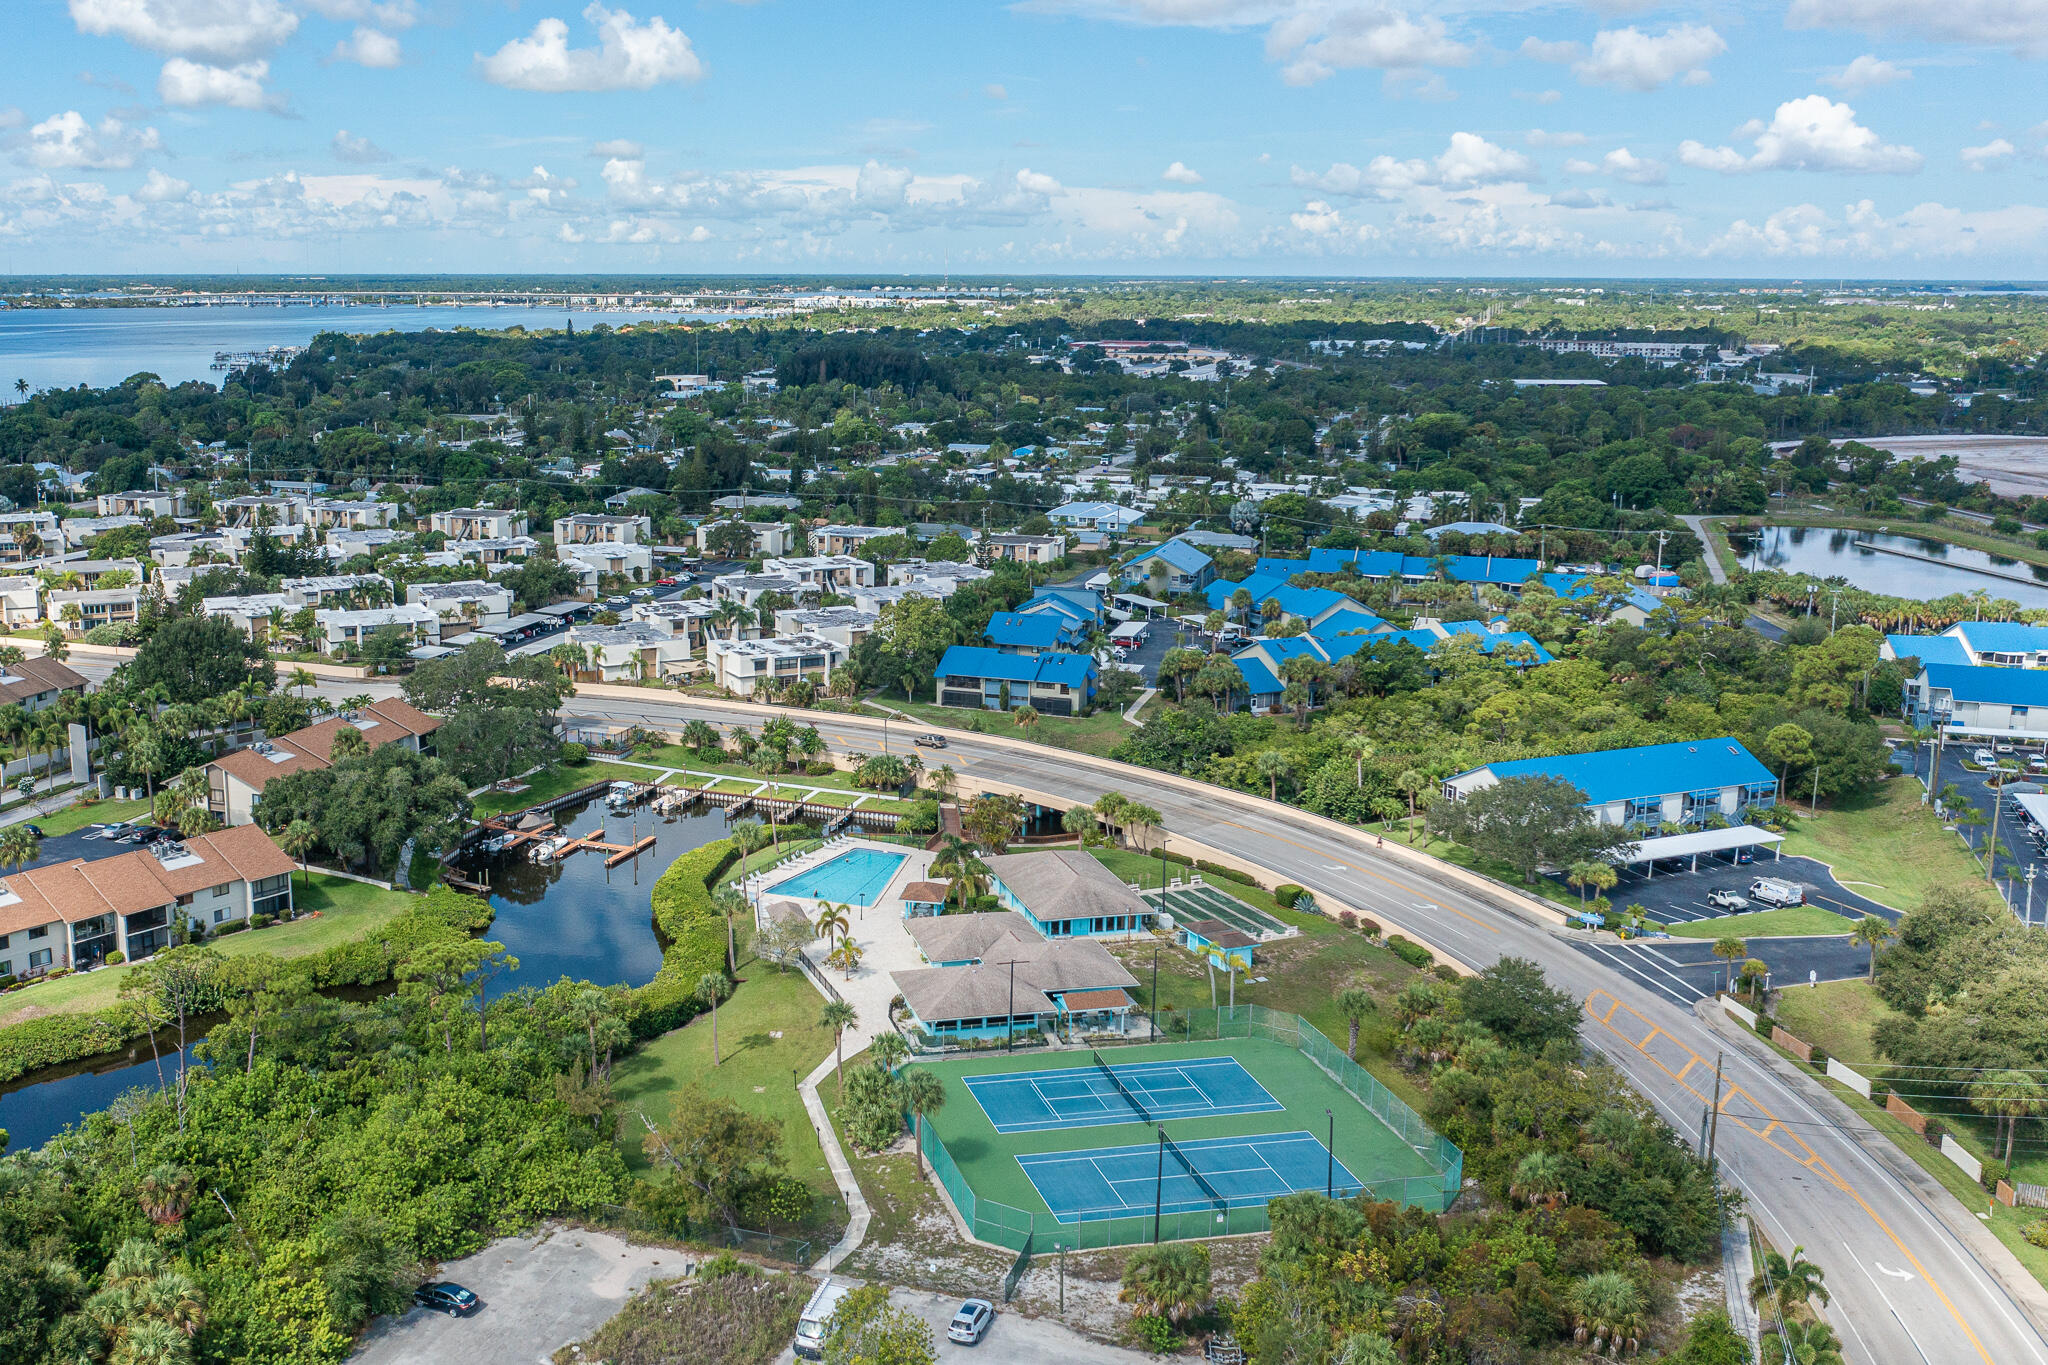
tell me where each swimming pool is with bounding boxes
[768,848,909,906]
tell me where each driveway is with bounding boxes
[771,1286,1154,1365]
[1573,934,1872,1008]
[351,1226,680,1365]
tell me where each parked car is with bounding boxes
[629,587,655,600]
[1748,877,1805,908]
[413,1283,480,1317]
[1998,742,2017,754]
[948,1299,995,1344]
[1973,748,1997,766]
[23,824,44,839]
[656,576,677,586]
[1706,889,1750,912]
[603,596,631,610]
[912,733,947,749]
[794,1279,855,1361]
[2029,756,2048,773]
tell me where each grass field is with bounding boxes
[0,872,414,1024]
[33,797,151,837]
[609,957,850,1243]
[1663,905,1858,939]
[470,761,651,817]
[1766,978,1898,1067]
[876,692,1135,757]
[914,1036,1446,1241]
[1778,776,1980,912]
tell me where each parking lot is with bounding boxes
[769,1287,1153,1365]
[1593,851,1899,928]
[1574,934,1874,1008]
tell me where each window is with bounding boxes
[26,925,46,940]
[212,908,228,924]
[28,948,51,969]
[213,883,230,897]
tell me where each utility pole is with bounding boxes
[1829,586,1843,633]
[1654,528,1670,574]
[1707,1051,1724,1171]
[1007,959,1016,1052]
[1988,783,2007,885]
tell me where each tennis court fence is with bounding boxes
[916,1006,1463,1252]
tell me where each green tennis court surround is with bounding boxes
[909,1006,1463,1250]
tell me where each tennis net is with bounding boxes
[1092,1049,1150,1122]
[1162,1131,1229,1213]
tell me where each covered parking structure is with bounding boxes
[1610,825,1785,876]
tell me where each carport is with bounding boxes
[1613,824,1785,876]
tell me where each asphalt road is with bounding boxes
[54,658,2048,1365]
[554,691,2048,1365]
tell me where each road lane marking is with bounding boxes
[1218,819,1499,935]
[1584,989,1997,1365]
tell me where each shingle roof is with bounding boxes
[0,824,296,936]
[894,964,1056,1024]
[982,850,1151,924]
[0,655,85,705]
[207,698,440,796]
[907,911,1035,962]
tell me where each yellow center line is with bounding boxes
[1584,990,1995,1365]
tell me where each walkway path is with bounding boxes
[1681,514,1730,584]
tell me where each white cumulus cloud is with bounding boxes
[1294,131,1536,199]
[477,3,704,93]
[332,27,401,67]
[1679,95,1922,174]
[1962,138,2015,169]
[68,0,298,62]
[13,110,162,170]
[158,58,280,111]
[1162,160,1202,184]
[1565,147,1667,185]
[1266,7,1469,86]
[1525,24,1725,91]
[1823,54,1909,92]
[135,166,190,201]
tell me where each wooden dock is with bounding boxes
[604,835,657,868]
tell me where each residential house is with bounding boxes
[0,577,42,628]
[430,507,527,540]
[1884,622,2048,670]
[709,494,800,513]
[406,580,514,635]
[982,533,1066,565]
[932,645,1098,715]
[564,623,695,683]
[0,656,86,712]
[560,539,653,584]
[1018,586,1105,630]
[0,824,298,974]
[0,511,62,562]
[762,555,875,591]
[1121,537,1216,594]
[706,633,846,697]
[326,528,407,559]
[204,699,441,825]
[313,604,438,655]
[1048,501,1144,534]
[983,610,1083,654]
[47,586,140,634]
[1907,662,2048,739]
[215,494,304,527]
[694,518,796,558]
[1441,738,1778,830]
[554,513,652,546]
[97,490,185,519]
[603,487,663,509]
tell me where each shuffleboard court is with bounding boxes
[965,1055,1284,1133]
[1018,1130,1362,1222]
[1154,883,1287,939]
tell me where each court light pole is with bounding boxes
[1152,1127,1166,1244]
[1007,960,1016,1053]
[1150,948,1159,1039]
[1325,1108,1333,1198]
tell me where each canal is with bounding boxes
[0,794,734,1151]
[1730,525,2048,609]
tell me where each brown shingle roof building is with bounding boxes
[204,698,441,826]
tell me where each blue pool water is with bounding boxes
[769,849,909,906]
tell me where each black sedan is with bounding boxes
[414,1282,481,1317]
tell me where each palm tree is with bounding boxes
[279,818,316,885]
[0,821,39,875]
[813,903,850,950]
[901,1067,946,1174]
[1336,987,1375,1060]
[1013,703,1039,732]
[869,1029,908,1071]
[1344,733,1375,786]
[1970,1070,2048,1164]
[288,667,317,699]
[712,883,746,973]
[820,998,859,1096]
[1749,1244,1829,1317]
[1710,934,1748,990]
[1572,1270,1646,1357]
[1762,1319,1845,1365]
[1510,1150,1567,1210]
[1118,1242,1211,1325]
[695,972,728,1065]
[1255,748,1292,801]
[1848,914,1895,982]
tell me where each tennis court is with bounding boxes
[964,1055,1283,1133]
[1017,1130,1363,1222]
[1153,882,1287,939]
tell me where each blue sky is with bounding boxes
[5,0,2048,277]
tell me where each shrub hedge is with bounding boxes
[0,883,497,1086]
[1384,935,1433,969]
[1273,884,1304,909]
[628,839,741,1038]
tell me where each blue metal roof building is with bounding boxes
[933,645,1099,716]
[983,611,1081,654]
[1121,537,1216,592]
[1443,738,1777,830]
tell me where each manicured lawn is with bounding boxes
[609,957,850,1243]
[1778,776,1981,912]
[877,692,1135,757]
[1765,978,1898,1068]
[33,797,152,837]
[470,761,650,817]
[0,872,415,1024]
[1663,905,1858,938]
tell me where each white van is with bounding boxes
[1748,877,1805,908]
[793,1278,855,1360]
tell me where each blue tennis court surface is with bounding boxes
[1018,1131,1363,1222]
[965,1056,1283,1133]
